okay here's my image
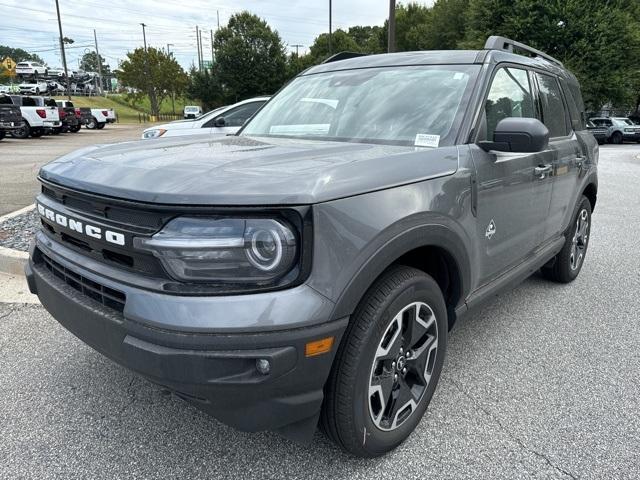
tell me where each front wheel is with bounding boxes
[30,128,44,138]
[0,130,5,141]
[542,196,592,283]
[70,124,81,133]
[96,122,106,129]
[321,266,448,457]
[610,131,623,144]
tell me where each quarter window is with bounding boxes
[485,68,536,139]
[535,73,569,137]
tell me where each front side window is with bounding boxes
[220,102,263,127]
[535,73,569,137]
[242,65,479,146]
[485,68,536,139]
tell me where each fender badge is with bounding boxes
[485,219,496,239]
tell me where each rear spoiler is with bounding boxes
[322,52,368,64]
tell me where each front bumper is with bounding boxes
[0,120,23,130]
[27,235,347,441]
[622,131,640,141]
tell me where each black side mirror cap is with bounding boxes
[213,117,226,127]
[479,117,549,153]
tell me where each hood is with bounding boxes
[39,135,459,205]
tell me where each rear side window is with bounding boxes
[0,96,12,105]
[561,79,586,130]
[45,99,57,107]
[485,68,536,139]
[21,97,37,107]
[535,73,569,137]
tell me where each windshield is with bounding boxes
[242,65,479,146]
[185,106,199,112]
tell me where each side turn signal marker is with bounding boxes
[305,337,334,357]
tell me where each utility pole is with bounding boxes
[291,44,304,57]
[54,0,71,100]
[210,29,215,65]
[388,0,396,53]
[166,43,173,55]
[217,10,220,29]
[93,29,103,95]
[140,23,148,50]
[328,0,332,55]
[198,29,204,69]
[195,26,201,71]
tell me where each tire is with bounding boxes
[321,266,448,457]
[35,88,40,94]
[96,122,106,129]
[86,117,97,129]
[70,124,81,133]
[0,130,5,141]
[52,127,62,135]
[12,123,30,139]
[541,196,592,283]
[30,128,44,138]
[610,131,623,144]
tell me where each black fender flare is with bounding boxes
[329,223,472,322]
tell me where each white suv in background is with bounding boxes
[18,81,49,95]
[142,97,269,139]
[15,61,48,76]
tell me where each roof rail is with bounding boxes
[484,36,563,67]
[322,52,368,64]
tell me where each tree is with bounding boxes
[79,51,111,74]
[213,11,287,103]
[187,67,223,111]
[285,52,317,80]
[309,30,360,60]
[461,0,640,109]
[0,46,44,64]
[116,47,188,116]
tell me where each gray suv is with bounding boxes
[26,36,597,457]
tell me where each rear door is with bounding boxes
[534,72,584,239]
[470,66,555,286]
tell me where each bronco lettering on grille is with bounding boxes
[37,203,126,246]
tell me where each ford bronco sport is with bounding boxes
[27,36,597,457]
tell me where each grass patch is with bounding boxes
[53,95,144,124]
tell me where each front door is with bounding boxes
[471,66,554,286]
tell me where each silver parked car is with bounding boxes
[589,117,640,144]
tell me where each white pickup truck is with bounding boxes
[8,95,60,138]
[86,108,116,129]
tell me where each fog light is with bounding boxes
[256,358,271,375]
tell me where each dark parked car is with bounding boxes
[27,36,597,457]
[56,100,92,127]
[0,94,24,141]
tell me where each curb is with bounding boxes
[0,204,35,276]
[0,246,28,276]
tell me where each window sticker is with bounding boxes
[414,133,440,148]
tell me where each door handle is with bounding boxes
[534,164,552,178]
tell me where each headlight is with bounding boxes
[142,128,167,139]
[133,217,298,283]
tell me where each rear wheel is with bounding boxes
[70,124,81,133]
[12,123,30,139]
[542,196,591,283]
[0,130,5,141]
[96,122,106,129]
[30,128,44,138]
[610,131,623,144]
[321,266,448,457]
[86,117,97,129]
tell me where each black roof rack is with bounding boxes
[322,52,368,64]
[484,36,563,67]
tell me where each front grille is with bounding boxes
[41,252,126,313]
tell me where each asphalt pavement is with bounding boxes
[0,144,639,479]
[0,124,146,216]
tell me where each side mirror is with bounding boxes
[213,117,226,127]
[479,117,549,153]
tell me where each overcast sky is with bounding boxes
[1,0,433,71]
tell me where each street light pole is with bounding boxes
[140,23,148,51]
[54,0,71,100]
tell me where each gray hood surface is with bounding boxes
[39,135,459,205]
